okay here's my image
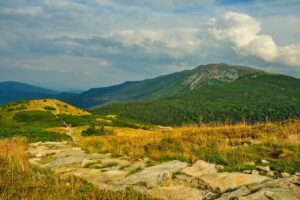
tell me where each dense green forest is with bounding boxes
[94,74,300,126]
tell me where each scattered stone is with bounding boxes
[295,172,300,176]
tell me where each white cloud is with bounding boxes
[0,7,44,17]
[211,11,300,68]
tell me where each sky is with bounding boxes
[0,0,300,90]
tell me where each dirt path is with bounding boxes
[27,142,300,200]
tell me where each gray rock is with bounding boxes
[182,160,218,177]
[257,166,271,172]
[251,170,259,175]
[198,172,270,193]
[243,170,251,174]
[122,160,188,188]
[261,159,269,164]
[281,172,290,177]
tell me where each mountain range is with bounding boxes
[66,63,264,108]
[0,81,78,105]
[1,63,300,126]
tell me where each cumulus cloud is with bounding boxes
[211,11,300,68]
[1,0,300,89]
[0,7,44,17]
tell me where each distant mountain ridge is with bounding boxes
[67,63,264,108]
[0,81,78,105]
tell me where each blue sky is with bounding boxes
[0,0,300,90]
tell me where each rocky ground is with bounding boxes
[27,141,300,200]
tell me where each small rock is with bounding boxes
[244,161,255,166]
[243,170,251,174]
[267,171,275,177]
[257,166,271,172]
[216,165,224,170]
[182,160,218,177]
[81,159,98,168]
[261,159,269,164]
[295,172,300,176]
[281,172,290,177]
[251,170,259,175]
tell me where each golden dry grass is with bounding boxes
[27,99,90,115]
[77,120,300,173]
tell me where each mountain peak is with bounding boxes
[183,63,263,89]
[66,63,266,108]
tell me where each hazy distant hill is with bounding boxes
[0,81,78,105]
[94,73,300,125]
[67,63,263,108]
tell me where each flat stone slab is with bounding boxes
[199,172,270,193]
[122,160,188,188]
[147,185,204,200]
[182,160,218,177]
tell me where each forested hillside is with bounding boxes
[94,74,300,126]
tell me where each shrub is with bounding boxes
[81,124,115,136]
[44,106,56,111]
[13,111,63,127]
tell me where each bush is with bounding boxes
[81,124,115,136]
[13,111,63,127]
[44,106,56,111]
[0,124,71,142]
[58,114,95,127]
[16,105,27,110]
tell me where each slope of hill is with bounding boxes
[0,99,90,142]
[0,81,79,105]
[94,73,300,126]
[67,63,263,108]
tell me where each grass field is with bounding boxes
[75,120,300,174]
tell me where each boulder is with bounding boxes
[218,175,300,200]
[147,185,204,200]
[122,160,188,188]
[257,166,271,172]
[182,160,218,177]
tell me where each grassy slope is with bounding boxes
[0,99,90,142]
[78,120,300,174]
[95,74,300,126]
